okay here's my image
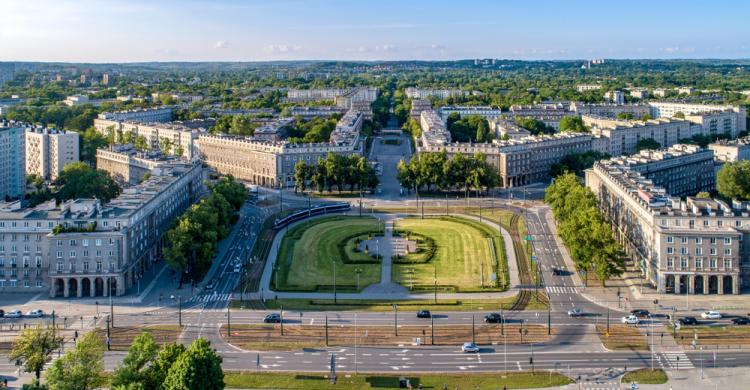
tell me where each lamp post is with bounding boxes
[393,304,398,336]
[332,260,337,304]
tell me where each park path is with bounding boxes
[254,212,521,301]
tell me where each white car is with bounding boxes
[567,308,583,317]
[701,311,722,319]
[621,315,640,325]
[233,264,242,273]
[461,342,480,353]
[5,310,22,318]
[25,309,44,318]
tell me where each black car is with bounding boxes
[263,313,282,323]
[630,309,650,318]
[0,309,4,317]
[484,313,503,323]
[678,316,698,325]
[732,317,750,325]
[552,267,563,276]
[416,310,431,318]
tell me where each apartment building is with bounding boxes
[576,84,602,92]
[94,118,202,160]
[0,161,205,296]
[96,145,182,185]
[286,89,346,102]
[648,102,747,133]
[419,110,451,147]
[604,90,625,105]
[629,89,649,100]
[404,87,468,100]
[586,159,745,294]
[0,122,26,200]
[584,116,701,156]
[570,102,651,119]
[410,99,433,121]
[97,107,173,123]
[708,137,750,163]
[508,103,574,130]
[251,118,293,143]
[198,109,364,188]
[25,128,79,181]
[287,106,348,120]
[489,118,531,140]
[438,106,503,121]
[653,88,668,98]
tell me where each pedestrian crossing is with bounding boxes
[545,286,578,294]
[661,351,694,370]
[580,382,619,390]
[186,293,231,303]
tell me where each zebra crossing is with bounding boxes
[545,286,578,294]
[186,293,232,304]
[580,382,619,390]
[661,351,694,370]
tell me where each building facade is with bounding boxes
[0,122,26,200]
[97,107,173,123]
[708,137,750,163]
[404,87,468,100]
[94,119,201,160]
[648,102,747,133]
[25,128,79,181]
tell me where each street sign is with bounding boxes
[531,255,537,261]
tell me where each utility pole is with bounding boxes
[227,305,231,341]
[471,315,476,344]
[434,279,437,304]
[547,305,551,335]
[393,304,398,336]
[178,296,182,327]
[431,316,435,345]
[325,315,329,346]
[106,316,111,351]
[109,278,114,328]
[51,311,56,337]
[280,305,284,336]
[332,260,337,304]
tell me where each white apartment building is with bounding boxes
[63,95,89,106]
[576,84,602,92]
[25,128,79,181]
[405,87,468,100]
[570,103,651,119]
[708,137,750,163]
[604,90,625,104]
[648,102,747,134]
[584,116,701,156]
[438,106,504,121]
[630,89,649,99]
[97,107,173,123]
[653,88,668,98]
[419,110,451,147]
[94,119,202,160]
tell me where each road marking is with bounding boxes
[516,361,522,371]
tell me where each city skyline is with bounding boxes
[2,0,750,63]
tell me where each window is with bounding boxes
[681,258,688,270]
[96,250,102,257]
[69,251,76,258]
[718,220,723,227]
[96,262,102,271]
[710,258,717,269]
[57,240,63,247]
[680,247,688,255]
[36,280,42,287]
[710,248,717,255]
[710,237,717,245]
[667,236,674,244]
[95,239,102,247]
[681,237,688,244]
[82,239,89,247]
[667,247,674,254]
[83,262,89,271]
[724,237,732,245]
[695,247,702,255]
[725,248,732,255]
[23,280,29,288]
[69,239,76,246]
[736,220,742,228]
[725,259,732,269]
[703,220,710,227]
[83,250,89,257]
[109,238,115,245]
[56,251,63,258]
[695,237,702,244]
[56,262,63,272]
[695,258,703,269]
[667,258,674,269]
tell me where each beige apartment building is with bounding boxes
[586,154,744,295]
[94,118,202,160]
[25,128,79,181]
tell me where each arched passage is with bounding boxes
[665,274,675,294]
[694,275,704,294]
[68,278,78,297]
[708,275,719,294]
[723,275,733,295]
[82,278,91,297]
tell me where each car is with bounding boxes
[630,309,650,318]
[567,308,583,317]
[416,310,431,318]
[701,311,722,320]
[621,315,640,325]
[677,316,698,326]
[0,309,4,317]
[461,342,480,353]
[484,313,503,323]
[263,313,282,323]
[25,309,44,318]
[204,281,214,291]
[233,264,242,273]
[5,310,22,318]
[732,317,750,325]
[552,267,564,276]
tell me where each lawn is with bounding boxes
[595,325,649,351]
[673,325,750,346]
[225,372,572,389]
[621,368,668,384]
[275,216,383,292]
[393,216,508,292]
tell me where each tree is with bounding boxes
[635,138,660,152]
[717,160,750,201]
[210,175,247,211]
[513,117,554,135]
[159,137,173,155]
[144,343,186,389]
[559,116,589,133]
[133,135,149,151]
[673,111,685,119]
[45,332,105,390]
[9,327,62,380]
[111,333,158,389]
[616,112,634,120]
[696,191,711,198]
[294,160,311,193]
[163,338,223,390]
[56,162,120,202]
[79,127,109,165]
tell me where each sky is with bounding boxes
[1,0,749,63]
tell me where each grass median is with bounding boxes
[621,368,668,384]
[595,324,649,351]
[225,371,572,389]
[673,325,750,347]
[243,296,547,312]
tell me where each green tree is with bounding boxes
[559,116,589,132]
[294,160,311,193]
[79,127,109,165]
[9,327,62,380]
[144,343,186,389]
[111,333,159,389]
[163,338,224,390]
[45,332,105,390]
[635,138,660,152]
[211,175,247,211]
[673,111,685,119]
[616,112,634,120]
[56,162,120,202]
[717,160,750,200]
[159,137,173,155]
[133,135,149,151]
[696,191,711,198]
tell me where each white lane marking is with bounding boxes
[516,361,522,371]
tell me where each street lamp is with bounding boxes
[393,304,398,336]
[332,260,337,304]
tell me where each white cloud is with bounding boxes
[214,40,229,49]
[264,44,303,53]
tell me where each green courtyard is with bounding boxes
[274,216,383,292]
[393,216,508,292]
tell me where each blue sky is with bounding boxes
[1,0,748,62]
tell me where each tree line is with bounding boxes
[294,152,379,193]
[446,113,491,142]
[545,173,625,285]
[165,176,247,286]
[9,327,223,389]
[396,151,500,194]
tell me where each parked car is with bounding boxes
[567,308,583,317]
[484,313,503,323]
[677,316,698,326]
[552,267,564,276]
[416,310,431,319]
[25,309,44,318]
[233,264,242,273]
[731,317,750,325]
[263,313,282,323]
[461,342,480,353]
[621,315,640,325]
[204,281,215,290]
[630,309,650,318]
[701,311,722,320]
[5,310,22,318]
